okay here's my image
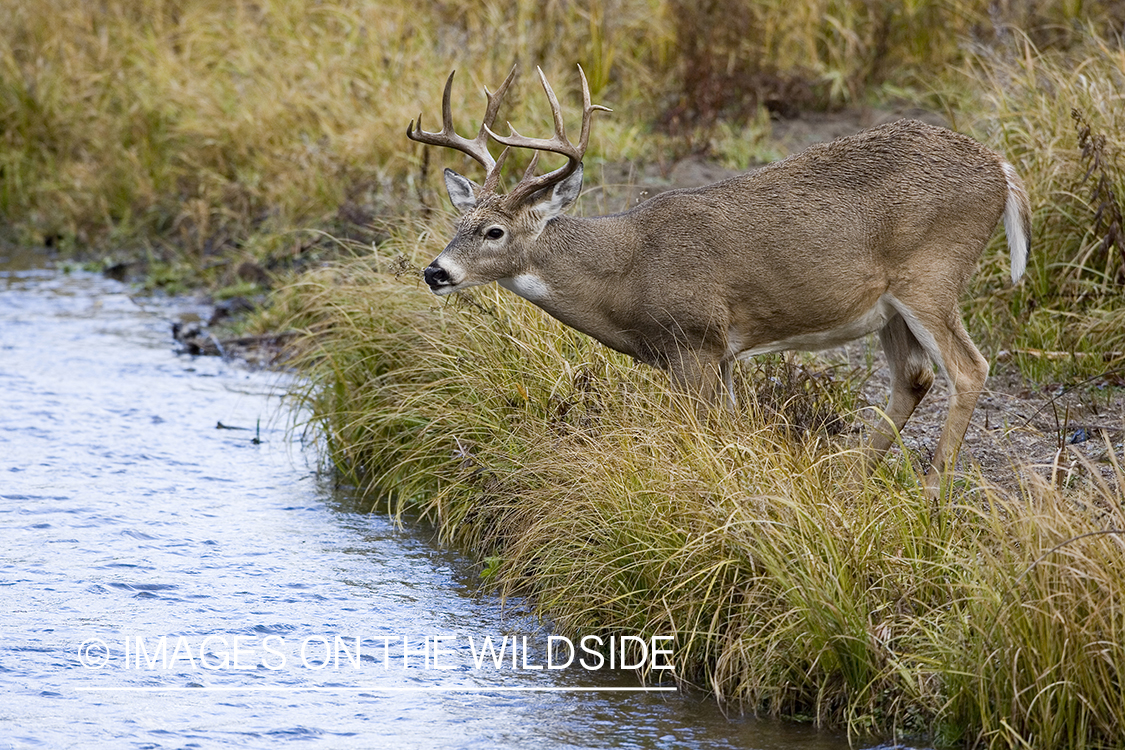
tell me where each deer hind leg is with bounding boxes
[892,305,989,498]
[867,313,935,467]
[927,317,988,496]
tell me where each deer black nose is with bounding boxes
[424,265,450,288]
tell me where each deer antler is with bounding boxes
[485,64,611,204]
[406,66,517,191]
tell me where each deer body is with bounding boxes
[408,67,1030,495]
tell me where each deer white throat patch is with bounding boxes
[498,274,551,303]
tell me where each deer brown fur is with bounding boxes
[408,65,1031,496]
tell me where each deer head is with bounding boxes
[407,65,609,294]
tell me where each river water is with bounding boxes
[0,248,860,749]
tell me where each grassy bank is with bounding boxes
[271,29,1125,746]
[279,238,1125,747]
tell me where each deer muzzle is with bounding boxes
[423,263,454,293]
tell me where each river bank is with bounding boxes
[1,253,877,748]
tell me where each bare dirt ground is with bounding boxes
[842,343,1125,495]
[592,105,1125,494]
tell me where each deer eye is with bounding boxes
[484,227,505,240]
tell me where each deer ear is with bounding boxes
[529,164,583,219]
[444,169,480,213]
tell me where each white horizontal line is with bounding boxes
[77,685,677,693]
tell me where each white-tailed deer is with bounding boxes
[407,65,1031,495]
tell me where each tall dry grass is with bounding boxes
[4,0,1121,291]
[277,224,1125,746]
[960,33,1125,380]
[0,0,668,285]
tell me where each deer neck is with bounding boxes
[498,214,642,357]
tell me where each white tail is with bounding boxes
[408,66,1032,497]
[1002,162,1031,284]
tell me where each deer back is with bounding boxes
[509,119,1013,364]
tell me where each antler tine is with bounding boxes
[577,63,613,152]
[480,146,511,195]
[481,65,518,136]
[485,64,611,204]
[538,67,569,147]
[406,66,518,182]
[520,151,541,183]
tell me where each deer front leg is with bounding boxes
[667,349,724,419]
